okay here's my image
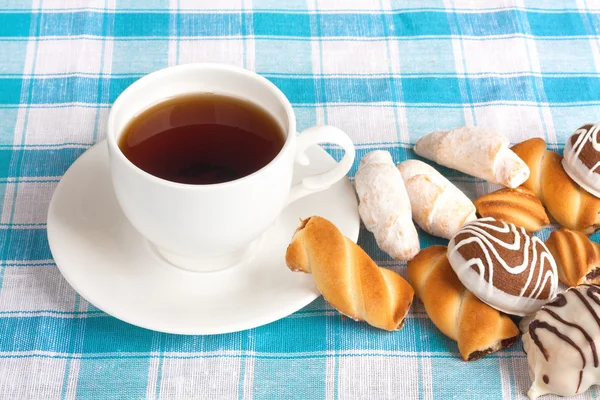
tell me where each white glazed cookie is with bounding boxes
[355,151,420,261]
[523,285,600,399]
[563,123,600,198]
[447,218,559,316]
[414,126,530,188]
[398,159,476,239]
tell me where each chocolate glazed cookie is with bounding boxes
[563,123,600,198]
[447,218,559,316]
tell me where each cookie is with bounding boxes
[447,217,558,316]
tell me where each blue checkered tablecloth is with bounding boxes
[1,0,600,399]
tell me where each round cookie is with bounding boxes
[447,217,558,316]
[523,285,600,399]
[563,123,600,198]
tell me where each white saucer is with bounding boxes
[47,140,359,335]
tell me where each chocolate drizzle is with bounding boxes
[542,308,598,367]
[587,285,600,307]
[528,285,600,395]
[546,293,567,308]
[573,289,600,329]
[529,320,585,366]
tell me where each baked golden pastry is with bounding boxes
[473,187,549,232]
[512,138,600,234]
[408,246,519,361]
[286,216,414,331]
[545,228,600,287]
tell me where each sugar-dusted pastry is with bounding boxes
[522,285,600,399]
[407,246,519,361]
[447,218,558,316]
[397,159,476,239]
[473,187,549,232]
[512,137,600,234]
[563,123,600,197]
[286,216,414,331]
[414,126,530,188]
[355,151,420,261]
[546,228,600,287]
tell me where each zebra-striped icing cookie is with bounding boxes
[563,123,600,198]
[523,285,600,399]
[447,217,558,316]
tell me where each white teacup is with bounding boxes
[107,63,355,272]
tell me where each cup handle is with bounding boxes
[286,125,355,206]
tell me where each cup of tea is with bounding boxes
[106,63,355,272]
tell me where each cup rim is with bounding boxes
[106,63,297,190]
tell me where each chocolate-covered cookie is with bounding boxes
[563,123,600,198]
[447,217,558,316]
[523,285,600,399]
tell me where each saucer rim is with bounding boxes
[47,140,359,335]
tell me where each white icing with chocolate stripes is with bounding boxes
[447,218,558,316]
[523,285,600,399]
[571,124,600,173]
[563,123,600,197]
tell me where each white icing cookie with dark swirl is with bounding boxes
[563,123,600,198]
[523,285,600,399]
[447,218,558,316]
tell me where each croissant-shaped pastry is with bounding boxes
[407,246,519,361]
[473,187,549,232]
[285,216,414,331]
[545,228,600,287]
[398,159,476,239]
[512,138,600,234]
[414,126,530,188]
[355,151,420,260]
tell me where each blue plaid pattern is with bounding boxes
[1,1,599,399]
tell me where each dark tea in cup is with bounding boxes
[118,93,285,185]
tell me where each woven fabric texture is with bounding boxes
[0,0,599,399]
